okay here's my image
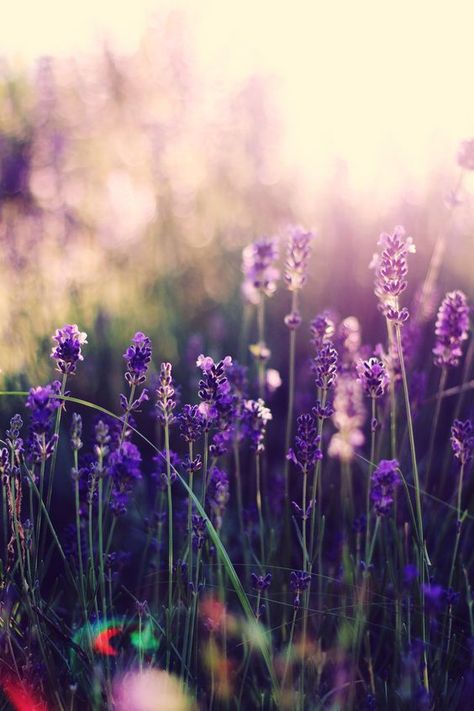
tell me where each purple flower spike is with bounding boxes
[370,459,401,516]
[251,572,272,592]
[451,419,474,466]
[433,290,470,368]
[243,399,272,453]
[156,362,176,426]
[312,341,338,391]
[284,225,313,292]
[290,570,311,607]
[123,332,152,387]
[357,356,389,399]
[370,226,415,317]
[241,236,279,304]
[287,413,322,473]
[51,324,87,375]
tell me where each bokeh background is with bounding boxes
[1,0,473,408]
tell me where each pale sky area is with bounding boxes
[2,0,474,200]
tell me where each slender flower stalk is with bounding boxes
[156,361,176,669]
[242,236,279,395]
[357,356,389,558]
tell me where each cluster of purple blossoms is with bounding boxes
[371,459,401,516]
[243,399,272,453]
[241,236,280,304]
[25,381,62,461]
[70,413,83,452]
[156,362,176,426]
[179,404,205,443]
[290,570,311,607]
[433,290,470,368]
[196,354,233,424]
[458,138,474,171]
[123,332,152,387]
[357,356,389,399]
[310,311,336,350]
[107,441,142,515]
[284,225,313,292]
[191,514,207,550]
[251,572,272,592]
[328,373,366,462]
[451,419,474,467]
[50,324,87,375]
[312,341,338,390]
[207,467,229,530]
[287,413,322,473]
[370,226,415,320]
[6,414,24,460]
[151,449,181,489]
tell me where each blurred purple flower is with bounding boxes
[207,466,229,530]
[451,419,474,466]
[433,290,470,368]
[243,398,272,453]
[283,225,313,292]
[370,459,401,516]
[290,570,311,607]
[107,441,142,515]
[241,236,279,304]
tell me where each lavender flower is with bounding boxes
[312,341,338,390]
[179,404,205,443]
[357,357,389,399]
[370,226,416,318]
[156,362,176,426]
[284,225,313,292]
[433,290,470,368]
[337,316,362,367]
[328,373,365,462]
[451,419,474,466]
[151,449,181,489]
[207,467,229,530]
[196,354,232,424]
[50,324,87,375]
[107,441,142,515]
[310,311,336,350]
[287,413,322,472]
[370,459,401,516]
[290,570,311,607]
[251,572,272,592]
[191,514,207,550]
[123,332,152,387]
[243,399,272,453]
[25,381,62,461]
[70,413,83,452]
[241,236,279,304]
[6,414,24,459]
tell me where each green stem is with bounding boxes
[45,373,68,512]
[365,397,376,563]
[256,454,265,564]
[394,321,429,693]
[165,421,173,670]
